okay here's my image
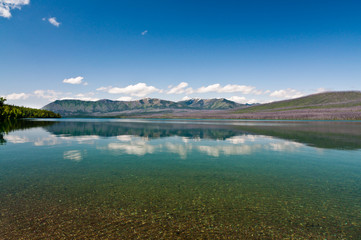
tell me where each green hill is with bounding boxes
[235,91,361,113]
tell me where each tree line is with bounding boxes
[0,97,61,120]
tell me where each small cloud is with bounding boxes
[63,76,87,85]
[141,30,148,35]
[246,99,260,104]
[316,88,327,93]
[195,84,256,94]
[196,84,221,93]
[227,96,260,104]
[269,88,304,99]
[252,90,264,95]
[96,86,110,91]
[0,0,29,18]
[167,82,188,94]
[117,96,133,101]
[181,96,191,101]
[227,96,247,104]
[99,83,161,97]
[48,17,60,27]
[33,89,63,101]
[72,93,99,101]
[6,92,30,100]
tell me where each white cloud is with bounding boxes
[218,84,255,94]
[63,76,87,85]
[0,0,29,18]
[196,84,256,94]
[252,89,264,95]
[227,96,259,104]
[269,88,304,99]
[6,92,30,100]
[96,86,109,91]
[167,82,189,94]
[48,17,60,27]
[227,96,246,104]
[181,96,191,101]
[72,93,99,101]
[196,84,221,93]
[141,30,148,35]
[100,83,161,97]
[246,99,259,104]
[34,90,63,101]
[316,88,327,93]
[117,96,133,101]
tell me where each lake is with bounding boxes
[1,119,360,239]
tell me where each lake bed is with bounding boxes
[1,119,360,239]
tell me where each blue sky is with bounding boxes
[1,0,361,107]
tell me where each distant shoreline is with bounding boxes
[41,91,361,121]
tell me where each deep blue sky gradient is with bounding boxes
[1,0,361,107]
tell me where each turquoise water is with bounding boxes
[0,119,361,239]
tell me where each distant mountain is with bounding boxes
[235,91,361,113]
[43,91,361,120]
[230,91,361,120]
[43,98,247,117]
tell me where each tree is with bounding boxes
[0,97,6,107]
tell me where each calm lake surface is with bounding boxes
[1,119,361,239]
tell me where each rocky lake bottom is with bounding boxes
[1,119,360,239]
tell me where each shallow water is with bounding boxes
[1,119,361,239]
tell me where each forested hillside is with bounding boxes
[0,97,61,120]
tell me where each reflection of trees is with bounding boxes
[45,122,243,140]
[0,120,56,145]
[0,133,5,145]
[3,119,361,150]
[44,120,361,150]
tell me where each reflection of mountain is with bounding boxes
[44,121,242,140]
[0,120,56,145]
[42,120,361,150]
[234,122,361,150]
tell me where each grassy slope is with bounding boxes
[235,91,361,113]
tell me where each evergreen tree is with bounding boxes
[0,96,61,120]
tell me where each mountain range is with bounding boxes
[43,98,249,117]
[43,91,361,120]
